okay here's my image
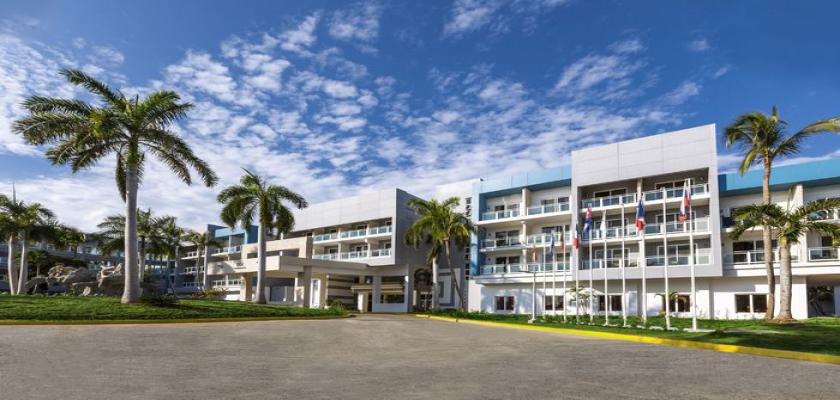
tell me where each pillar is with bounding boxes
[241,273,253,302]
[372,275,382,310]
[403,267,414,312]
[834,286,840,316]
[301,266,313,308]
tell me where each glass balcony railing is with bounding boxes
[643,184,708,202]
[482,237,523,250]
[313,233,338,242]
[525,232,572,246]
[480,209,521,221]
[642,217,710,236]
[645,253,711,267]
[212,245,242,255]
[581,194,636,209]
[313,226,392,242]
[526,203,570,216]
[371,248,392,257]
[808,247,839,262]
[479,263,524,275]
[367,226,392,235]
[581,225,639,241]
[524,262,571,272]
[184,251,200,258]
[340,229,367,239]
[313,253,339,260]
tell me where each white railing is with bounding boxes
[581,225,640,241]
[728,249,797,264]
[368,226,392,235]
[645,252,712,267]
[526,203,570,216]
[482,237,522,250]
[581,193,636,209]
[524,262,571,272]
[371,248,392,257]
[315,248,392,261]
[212,278,242,288]
[525,232,572,246]
[642,217,710,236]
[479,263,524,275]
[212,245,242,255]
[579,184,709,209]
[340,228,367,239]
[808,247,839,262]
[314,253,339,260]
[643,184,709,202]
[182,266,202,274]
[480,209,521,221]
[313,233,338,242]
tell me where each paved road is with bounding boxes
[0,314,837,400]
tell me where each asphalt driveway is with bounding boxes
[0,314,837,399]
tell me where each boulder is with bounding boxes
[23,276,49,294]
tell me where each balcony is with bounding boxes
[580,258,634,270]
[526,203,570,216]
[645,252,712,267]
[581,194,636,209]
[312,248,392,261]
[808,209,840,222]
[728,249,798,265]
[524,262,571,272]
[643,183,709,202]
[580,184,709,210]
[211,245,242,255]
[181,266,203,275]
[184,251,200,258]
[642,217,710,236]
[312,226,392,243]
[481,237,523,251]
[581,225,639,242]
[182,281,199,288]
[480,263,525,275]
[480,209,521,222]
[212,278,242,288]
[808,247,839,262]
[525,232,572,246]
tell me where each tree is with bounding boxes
[150,216,184,294]
[731,197,840,321]
[217,169,307,304]
[14,69,217,303]
[27,249,50,276]
[405,197,476,311]
[723,107,840,318]
[98,209,160,283]
[183,230,222,290]
[0,194,55,294]
[55,225,86,259]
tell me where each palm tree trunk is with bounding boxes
[255,223,267,304]
[762,162,776,319]
[170,245,179,295]
[17,237,28,294]
[121,164,140,304]
[138,239,146,283]
[776,243,794,321]
[431,257,439,309]
[202,245,210,290]
[7,236,18,295]
[444,240,465,311]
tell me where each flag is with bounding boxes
[599,214,607,238]
[678,180,691,222]
[583,207,593,235]
[530,244,537,263]
[572,229,579,249]
[635,198,646,230]
[559,229,566,251]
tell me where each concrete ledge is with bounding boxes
[0,314,351,326]
[415,314,840,366]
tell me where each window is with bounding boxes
[593,188,627,197]
[821,236,834,247]
[609,295,623,311]
[661,294,691,312]
[380,294,405,304]
[655,180,684,190]
[735,294,768,313]
[495,296,515,311]
[544,295,564,310]
[438,282,444,298]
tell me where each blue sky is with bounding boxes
[2,0,840,231]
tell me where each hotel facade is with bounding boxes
[15,124,835,318]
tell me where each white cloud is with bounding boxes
[662,80,701,105]
[444,0,504,36]
[329,2,382,43]
[322,79,358,98]
[279,13,319,53]
[443,0,567,37]
[92,46,125,65]
[609,38,644,54]
[688,38,711,52]
[713,65,731,79]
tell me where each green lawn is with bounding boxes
[430,310,840,356]
[0,295,346,322]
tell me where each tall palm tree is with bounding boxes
[183,230,222,290]
[150,216,184,294]
[98,209,161,283]
[55,225,86,259]
[723,107,840,318]
[13,69,217,303]
[405,197,476,311]
[732,197,840,321]
[27,249,50,276]
[217,169,307,304]
[0,194,55,294]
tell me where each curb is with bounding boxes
[0,314,351,326]
[414,314,840,366]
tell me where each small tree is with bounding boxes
[731,197,840,321]
[184,230,223,290]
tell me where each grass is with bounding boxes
[429,309,840,356]
[0,294,346,323]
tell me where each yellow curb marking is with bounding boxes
[414,314,840,366]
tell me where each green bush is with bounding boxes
[140,293,178,307]
[191,288,228,300]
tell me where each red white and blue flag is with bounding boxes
[635,198,646,230]
[583,207,593,235]
[678,181,691,222]
[572,229,580,249]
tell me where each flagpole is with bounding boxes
[588,223,594,323]
[562,226,568,322]
[688,179,698,331]
[531,245,537,322]
[621,199,627,327]
[574,229,580,323]
[602,211,609,326]
[552,231,557,317]
[542,244,547,317]
[662,187,671,331]
[639,196,648,325]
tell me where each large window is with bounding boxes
[661,294,691,313]
[380,294,405,304]
[609,295,623,311]
[735,294,768,313]
[593,188,627,198]
[495,296,515,311]
[544,295,564,310]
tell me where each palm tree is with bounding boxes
[731,196,840,321]
[13,69,217,303]
[723,107,840,318]
[183,230,222,290]
[55,225,86,259]
[150,216,184,294]
[98,209,161,284]
[0,194,55,294]
[27,249,50,276]
[217,169,307,304]
[405,197,476,311]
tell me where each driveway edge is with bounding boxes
[0,314,351,326]
[414,314,840,365]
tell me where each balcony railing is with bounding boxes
[482,237,523,250]
[642,217,710,236]
[313,248,393,261]
[526,203,570,216]
[480,209,521,221]
[808,209,840,221]
[212,279,242,288]
[643,183,708,202]
[580,184,709,209]
[525,232,572,246]
[480,263,524,275]
[645,252,712,267]
[212,245,242,255]
[182,266,203,274]
[581,194,636,209]
[808,247,839,262]
[728,249,798,264]
[524,262,571,272]
[371,248,392,257]
[581,225,639,241]
[313,253,339,261]
[313,226,392,242]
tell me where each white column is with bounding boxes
[372,275,382,311]
[301,266,313,308]
[834,286,840,316]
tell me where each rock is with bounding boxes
[23,276,49,294]
[97,273,124,296]
[61,267,97,287]
[70,281,97,296]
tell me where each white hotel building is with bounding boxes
[177,124,839,319]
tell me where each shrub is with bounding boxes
[191,288,228,300]
[140,293,178,307]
